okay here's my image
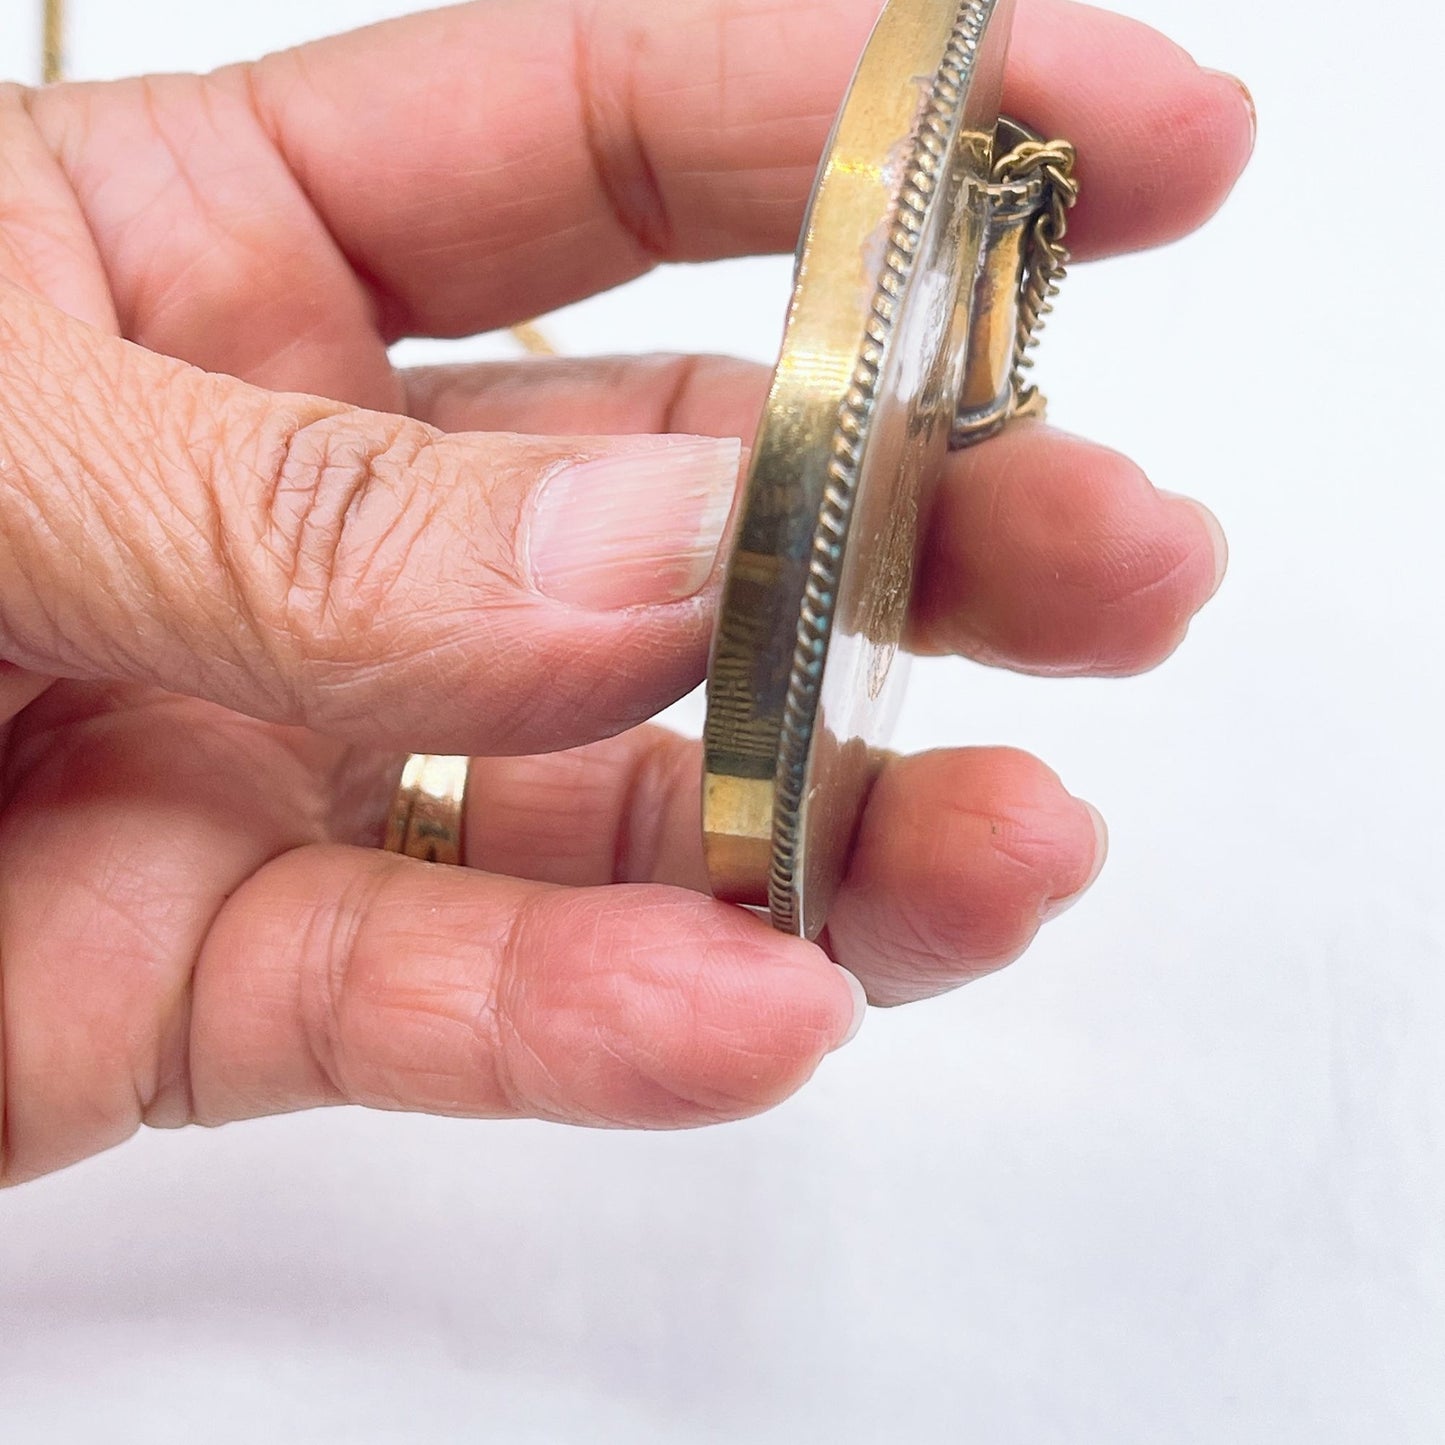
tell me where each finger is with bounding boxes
[406,356,1228,678]
[911,422,1229,677]
[0,285,752,755]
[23,0,1255,349]
[0,662,54,721]
[187,856,861,1139]
[0,88,116,330]
[0,85,121,718]
[0,680,340,1184]
[823,748,1108,1005]
[456,730,1103,1007]
[0,716,860,1187]
[4,75,398,410]
[404,354,772,446]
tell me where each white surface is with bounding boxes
[1,1,1442,1441]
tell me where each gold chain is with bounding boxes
[508,320,557,357]
[42,0,65,84]
[992,137,1079,421]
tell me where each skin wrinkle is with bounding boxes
[514,923,695,1128]
[242,33,601,344]
[158,739,332,1132]
[216,404,435,722]
[0,436,62,665]
[615,946,826,1119]
[362,443,496,643]
[8,688,309,1157]
[304,597,503,737]
[142,387,265,682]
[831,751,1097,996]
[7,85,117,331]
[139,983,197,1130]
[1088,525,1213,616]
[130,74,235,324]
[0,307,263,690]
[573,0,674,266]
[285,856,378,1116]
[231,57,396,346]
[276,418,425,638]
[858,897,966,982]
[0,95,82,315]
[26,69,397,411]
[654,352,710,441]
[490,888,573,1120]
[7,872,164,1166]
[25,83,182,337]
[293,859,517,1119]
[0,315,120,664]
[345,989,489,1111]
[12,706,317,1147]
[991,538,1206,677]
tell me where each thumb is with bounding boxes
[0,283,742,754]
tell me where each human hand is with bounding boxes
[0,0,1252,1185]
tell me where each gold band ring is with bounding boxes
[384,754,470,865]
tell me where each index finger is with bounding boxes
[31,0,1254,344]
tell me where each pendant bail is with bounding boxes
[953,119,1079,447]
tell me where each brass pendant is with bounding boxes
[702,0,1077,940]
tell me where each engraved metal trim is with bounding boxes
[768,0,996,934]
[702,0,1077,940]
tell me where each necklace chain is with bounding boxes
[991,137,1079,423]
[42,0,65,84]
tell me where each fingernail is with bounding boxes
[1204,69,1257,152]
[1044,801,1110,922]
[527,437,743,610]
[833,966,869,1049]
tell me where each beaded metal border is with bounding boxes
[768,0,998,933]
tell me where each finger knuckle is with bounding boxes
[242,407,442,683]
[493,891,813,1128]
[573,1,674,261]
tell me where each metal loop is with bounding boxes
[993,136,1079,419]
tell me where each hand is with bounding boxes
[0,0,1253,1185]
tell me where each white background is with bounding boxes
[0,0,1442,1441]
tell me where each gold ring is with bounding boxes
[384,754,470,865]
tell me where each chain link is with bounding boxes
[991,137,1079,422]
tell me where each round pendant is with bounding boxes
[703,0,1019,939]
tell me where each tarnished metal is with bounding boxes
[703,0,1077,939]
[954,120,1078,443]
